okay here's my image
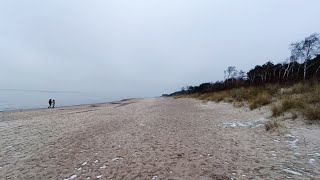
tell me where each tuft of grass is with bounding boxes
[291,111,299,119]
[266,84,281,95]
[207,92,229,102]
[272,98,306,117]
[271,103,283,117]
[90,104,100,107]
[305,84,320,104]
[233,102,245,108]
[282,98,305,110]
[271,83,320,119]
[290,83,306,94]
[303,105,320,120]
[265,120,282,131]
[248,91,272,110]
[174,94,193,99]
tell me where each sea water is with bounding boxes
[0,89,119,111]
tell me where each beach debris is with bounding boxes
[309,159,315,164]
[112,157,123,162]
[97,175,102,179]
[86,177,91,179]
[284,134,295,139]
[152,176,158,180]
[284,134,299,150]
[63,175,77,180]
[100,165,107,169]
[285,138,299,149]
[270,151,277,157]
[294,152,301,156]
[77,167,82,171]
[283,168,303,176]
[82,162,88,166]
[94,160,99,163]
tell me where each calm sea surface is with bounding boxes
[0,89,120,111]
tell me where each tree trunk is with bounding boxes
[297,65,301,79]
[278,69,282,83]
[303,61,307,80]
[290,61,295,80]
[314,65,320,78]
[283,62,291,80]
[273,69,277,83]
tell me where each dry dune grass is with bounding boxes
[271,82,320,120]
[176,86,275,110]
[176,81,320,121]
[90,104,100,107]
[265,119,282,131]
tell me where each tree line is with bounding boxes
[169,33,320,96]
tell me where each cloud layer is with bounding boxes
[1,0,320,97]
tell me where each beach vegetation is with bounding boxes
[169,32,320,121]
[265,120,282,131]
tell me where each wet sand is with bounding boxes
[0,98,319,179]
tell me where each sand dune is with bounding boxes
[0,98,319,179]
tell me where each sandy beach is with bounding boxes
[0,98,319,180]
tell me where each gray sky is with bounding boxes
[1,0,320,98]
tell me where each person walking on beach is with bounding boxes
[52,99,55,108]
[48,99,52,108]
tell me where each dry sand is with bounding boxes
[0,98,319,180]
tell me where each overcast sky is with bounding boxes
[1,0,320,98]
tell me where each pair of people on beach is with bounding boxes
[48,99,55,108]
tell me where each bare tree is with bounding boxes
[293,33,320,80]
[277,64,285,83]
[224,70,228,82]
[238,70,246,80]
[314,65,320,77]
[248,70,256,84]
[262,62,273,82]
[231,69,238,83]
[283,43,301,81]
[290,41,304,79]
[226,66,236,79]
[224,66,236,85]
[283,58,291,80]
[289,43,301,76]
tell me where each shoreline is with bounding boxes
[0,98,141,113]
